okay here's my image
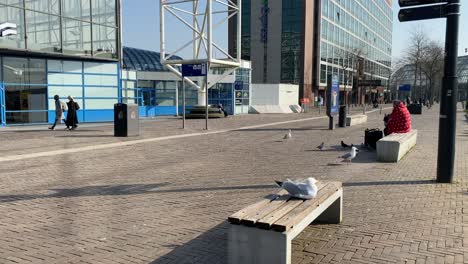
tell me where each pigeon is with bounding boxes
[341,140,354,149]
[275,178,318,200]
[317,142,325,151]
[340,146,359,163]
[283,129,292,140]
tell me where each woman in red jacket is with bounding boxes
[384,101,412,136]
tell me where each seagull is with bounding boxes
[283,129,292,140]
[341,140,354,149]
[317,142,325,151]
[340,146,359,164]
[275,178,318,200]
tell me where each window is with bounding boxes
[0,5,26,49]
[3,57,47,124]
[92,25,117,59]
[62,0,90,20]
[26,11,61,53]
[26,0,59,14]
[92,0,116,26]
[62,18,92,56]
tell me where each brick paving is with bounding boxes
[0,105,466,263]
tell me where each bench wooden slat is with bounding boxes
[239,194,291,226]
[228,190,287,224]
[255,182,328,230]
[271,182,342,232]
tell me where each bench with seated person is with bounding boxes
[378,101,417,162]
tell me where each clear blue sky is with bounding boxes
[122,0,468,59]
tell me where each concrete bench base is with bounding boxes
[377,130,418,162]
[346,114,367,126]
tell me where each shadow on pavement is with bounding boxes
[1,129,104,133]
[55,134,114,138]
[237,126,328,132]
[344,179,435,187]
[0,183,277,203]
[149,222,229,264]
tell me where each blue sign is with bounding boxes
[327,74,340,116]
[398,84,411,91]
[182,64,207,77]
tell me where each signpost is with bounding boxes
[398,84,411,92]
[181,63,208,129]
[327,74,340,130]
[398,0,460,183]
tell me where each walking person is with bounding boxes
[48,95,64,130]
[65,96,80,130]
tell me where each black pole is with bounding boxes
[437,0,460,183]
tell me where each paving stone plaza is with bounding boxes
[0,105,467,264]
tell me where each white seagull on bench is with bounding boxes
[275,177,318,200]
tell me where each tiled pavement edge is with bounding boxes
[0,106,466,264]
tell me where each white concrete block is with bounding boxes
[377,130,418,162]
[346,114,368,126]
[249,105,298,114]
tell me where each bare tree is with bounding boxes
[389,58,407,100]
[404,28,429,100]
[334,47,366,105]
[421,41,444,104]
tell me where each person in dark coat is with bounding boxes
[48,95,64,130]
[65,96,79,130]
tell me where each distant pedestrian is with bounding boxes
[65,96,80,130]
[406,96,411,105]
[48,95,64,130]
[318,95,324,106]
[218,103,228,117]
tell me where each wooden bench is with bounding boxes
[377,130,418,162]
[346,114,367,126]
[227,181,342,264]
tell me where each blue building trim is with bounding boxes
[0,82,5,127]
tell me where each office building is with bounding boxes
[229,0,393,105]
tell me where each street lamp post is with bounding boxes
[436,0,460,183]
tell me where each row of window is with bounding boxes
[281,0,303,84]
[0,3,118,59]
[320,41,390,81]
[0,56,119,123]
[0,0,116,26]
[321,19,391,66]
[321,0,392,59]
[319,63,389,88]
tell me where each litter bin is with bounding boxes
[408,103,422,115]
[114,103,139,137]
[339,105,347,127]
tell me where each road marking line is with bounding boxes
[0,108,390,162]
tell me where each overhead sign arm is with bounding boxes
[399,0,447,7]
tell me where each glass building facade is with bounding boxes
[319,0,392,88]
[281,0,303,84]
[0,0,120,126]
[121,47,252,118]
[0,0,118,59]
[230,0,393,104]
[457,55,468,101]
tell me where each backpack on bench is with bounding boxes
[365,128,384,149]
